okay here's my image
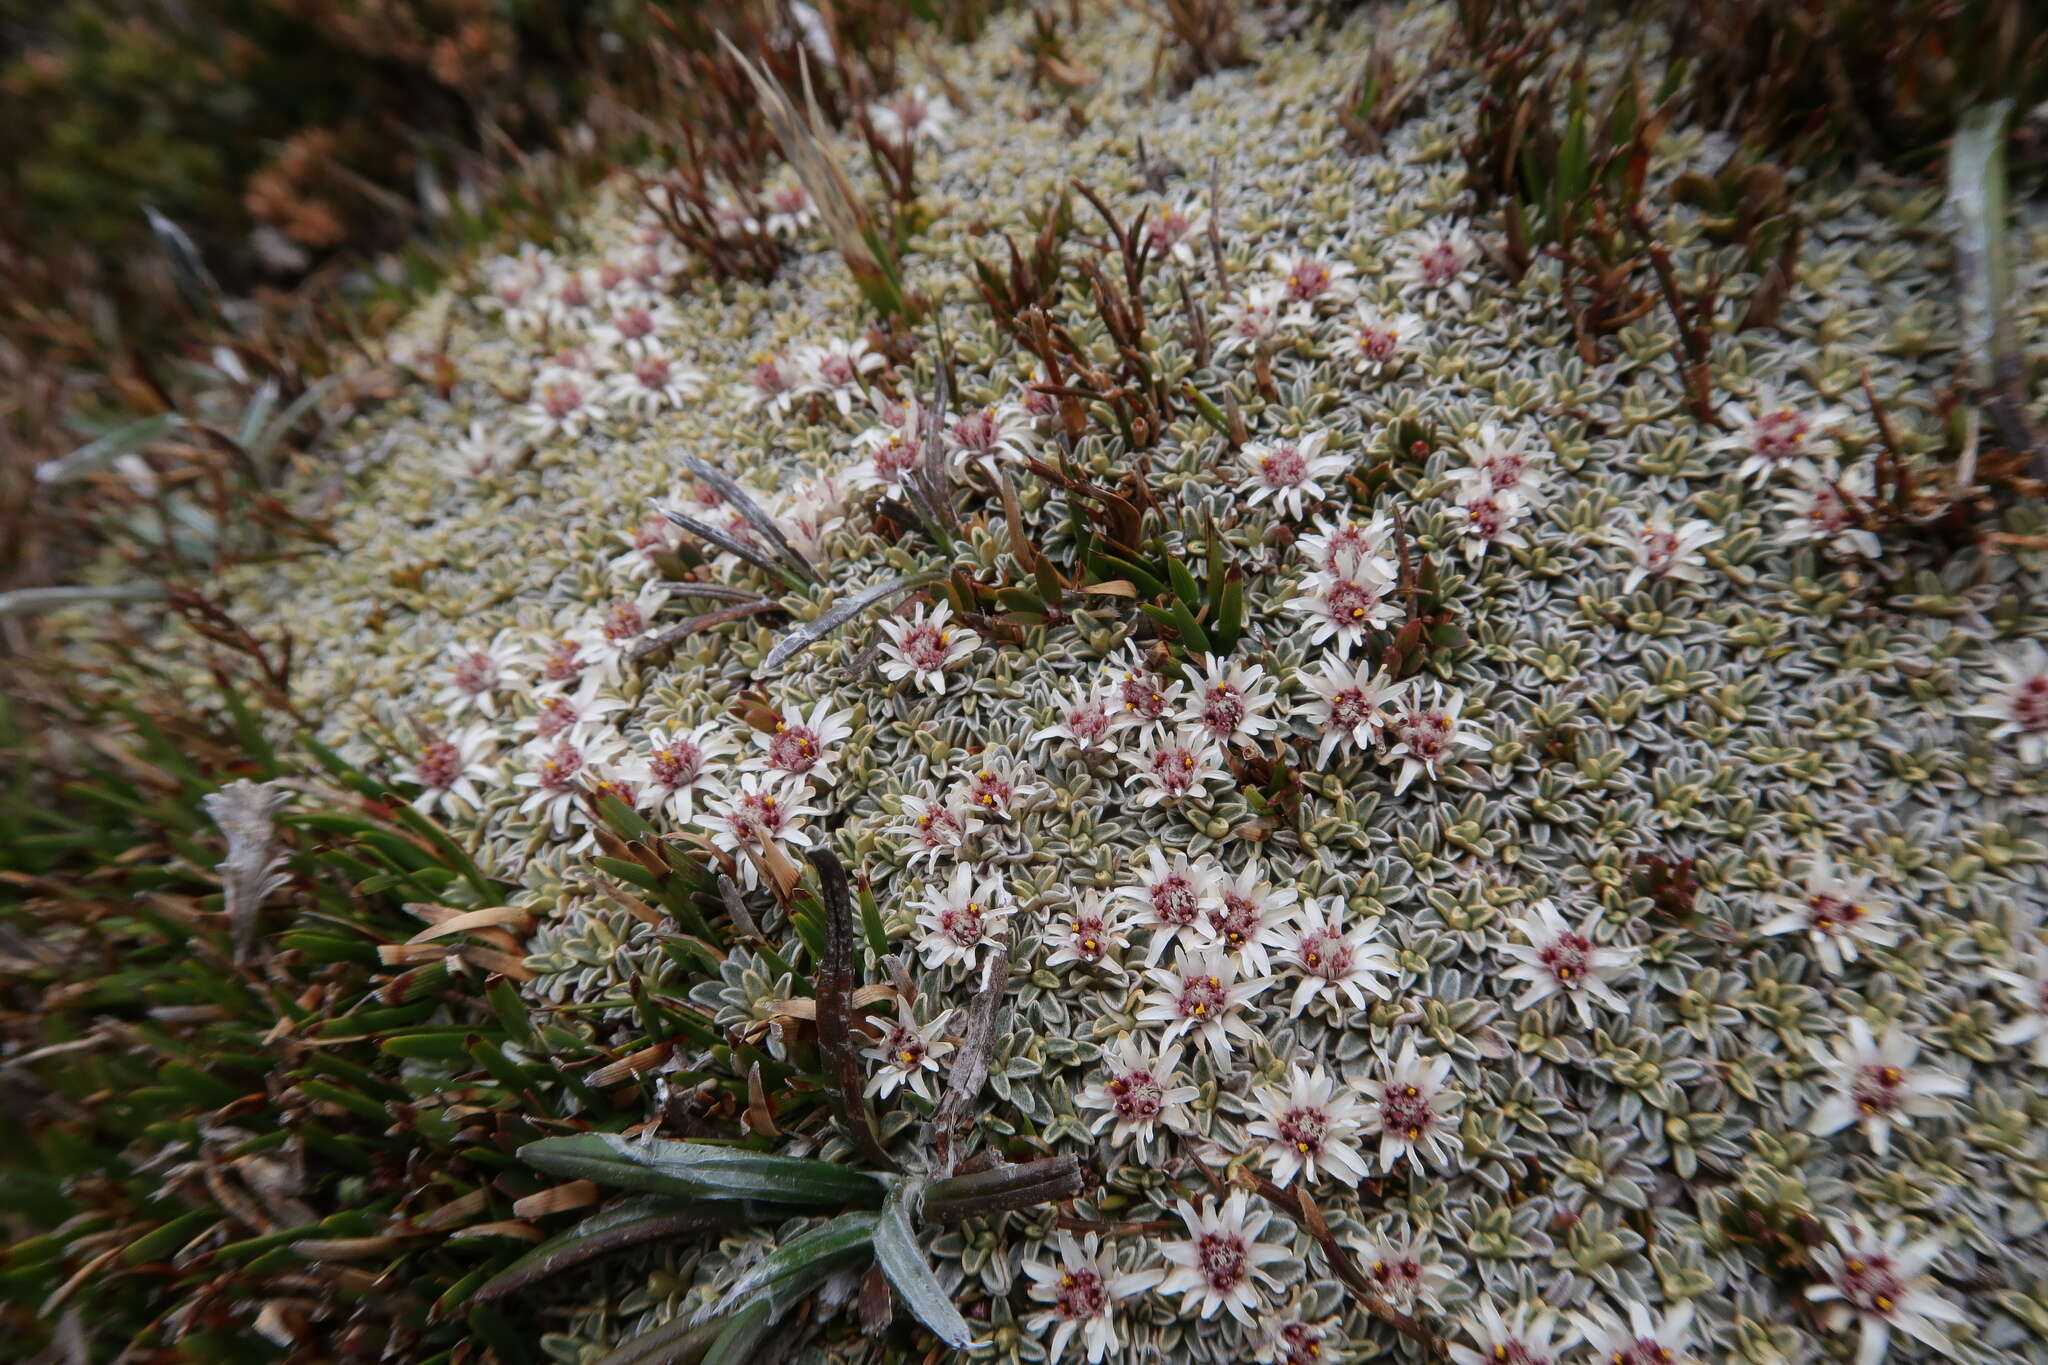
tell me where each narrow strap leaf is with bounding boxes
[711,1211,877,1312]
[761,571,942,674]
[871,1183,972,1349]
[517,1132,887,1207]
[596,1310,726,1365]
[681,455,819,584]
[658,504,809,591]
[470,1196,755,1306]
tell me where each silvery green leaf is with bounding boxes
[0,583,167,619]
[706,1211,878,1320]
[144,205,220,317]
[248,376,337,465]
[872,1182,972,1348]
[682,455,818,583]
[658,503,809,589]
[36,414,184,486]
[761,571,943,673]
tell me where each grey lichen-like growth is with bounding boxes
[108,0,2048,1361]
[199,778,293,962]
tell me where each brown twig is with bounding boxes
[808,850,897,1172]
[929,929,1011,1176]
[1629,204,1725,429]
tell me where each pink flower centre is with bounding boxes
[889,93,930,130]
[1148,210,1194,252]
[601,599,648,642]
[727,790,790,845]
[2012,677,2048,731]
[630,516,670,552]
[1209,893,1262,950]
[1483,449,1528,489]
[751,358,792,397]
[634,357,672,390]
[1051,1266,1108,1321]
[1196,1230,1249,1294]
[965,768,1013,813]
[1106,1067,1165,1121]
[539,639,584,683]
[818,352,857,387]
[766,724,822,774]
[1367,1256,1424,1298]
[1379,1083,1436,1140]
[1278,1324,1328,1365]
[1752,409,1810,459]
[1198,684,1246,738]
[1298,929,1353,980]
[1466,496,1510,540]
[1642,528,1680,573]
[1835,1254,1907,1316]
[872,434,919,480]
[1118,671,1170,719]
[1257,445,1310,489]
[952,409,1001,453]
[1538,930,1592,985]
[536,744,584,793]
[616,308,653,340]
[1806,486,1855,532]
[912,803,962,849]
[1328,685,1376,732]
[1148,873,1202,928]
[1356,322,1400,362]
[1286,259,1333,300]
[648,740,705,790]
[557,276,589,309]
[452,651,498,695]
[540,381,584,420]
[938,903,987,948]
[1147,745,1203,794]
[1398,710,1453,762]
[1065,700,1112,743]
[415,741,463,790]
[1325,577,1383,624]
[1176,973,1228,1021]
[771,186,810,214]
[1804,892,1868,932]
[1417,239,1459,288]
[1066,914,1111,962]
[533,695,578,741]
[1276,1105,1329,1155]
[884,1025,926,1068]
[1854,1063,1906,1115]
[897,624,952,673]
